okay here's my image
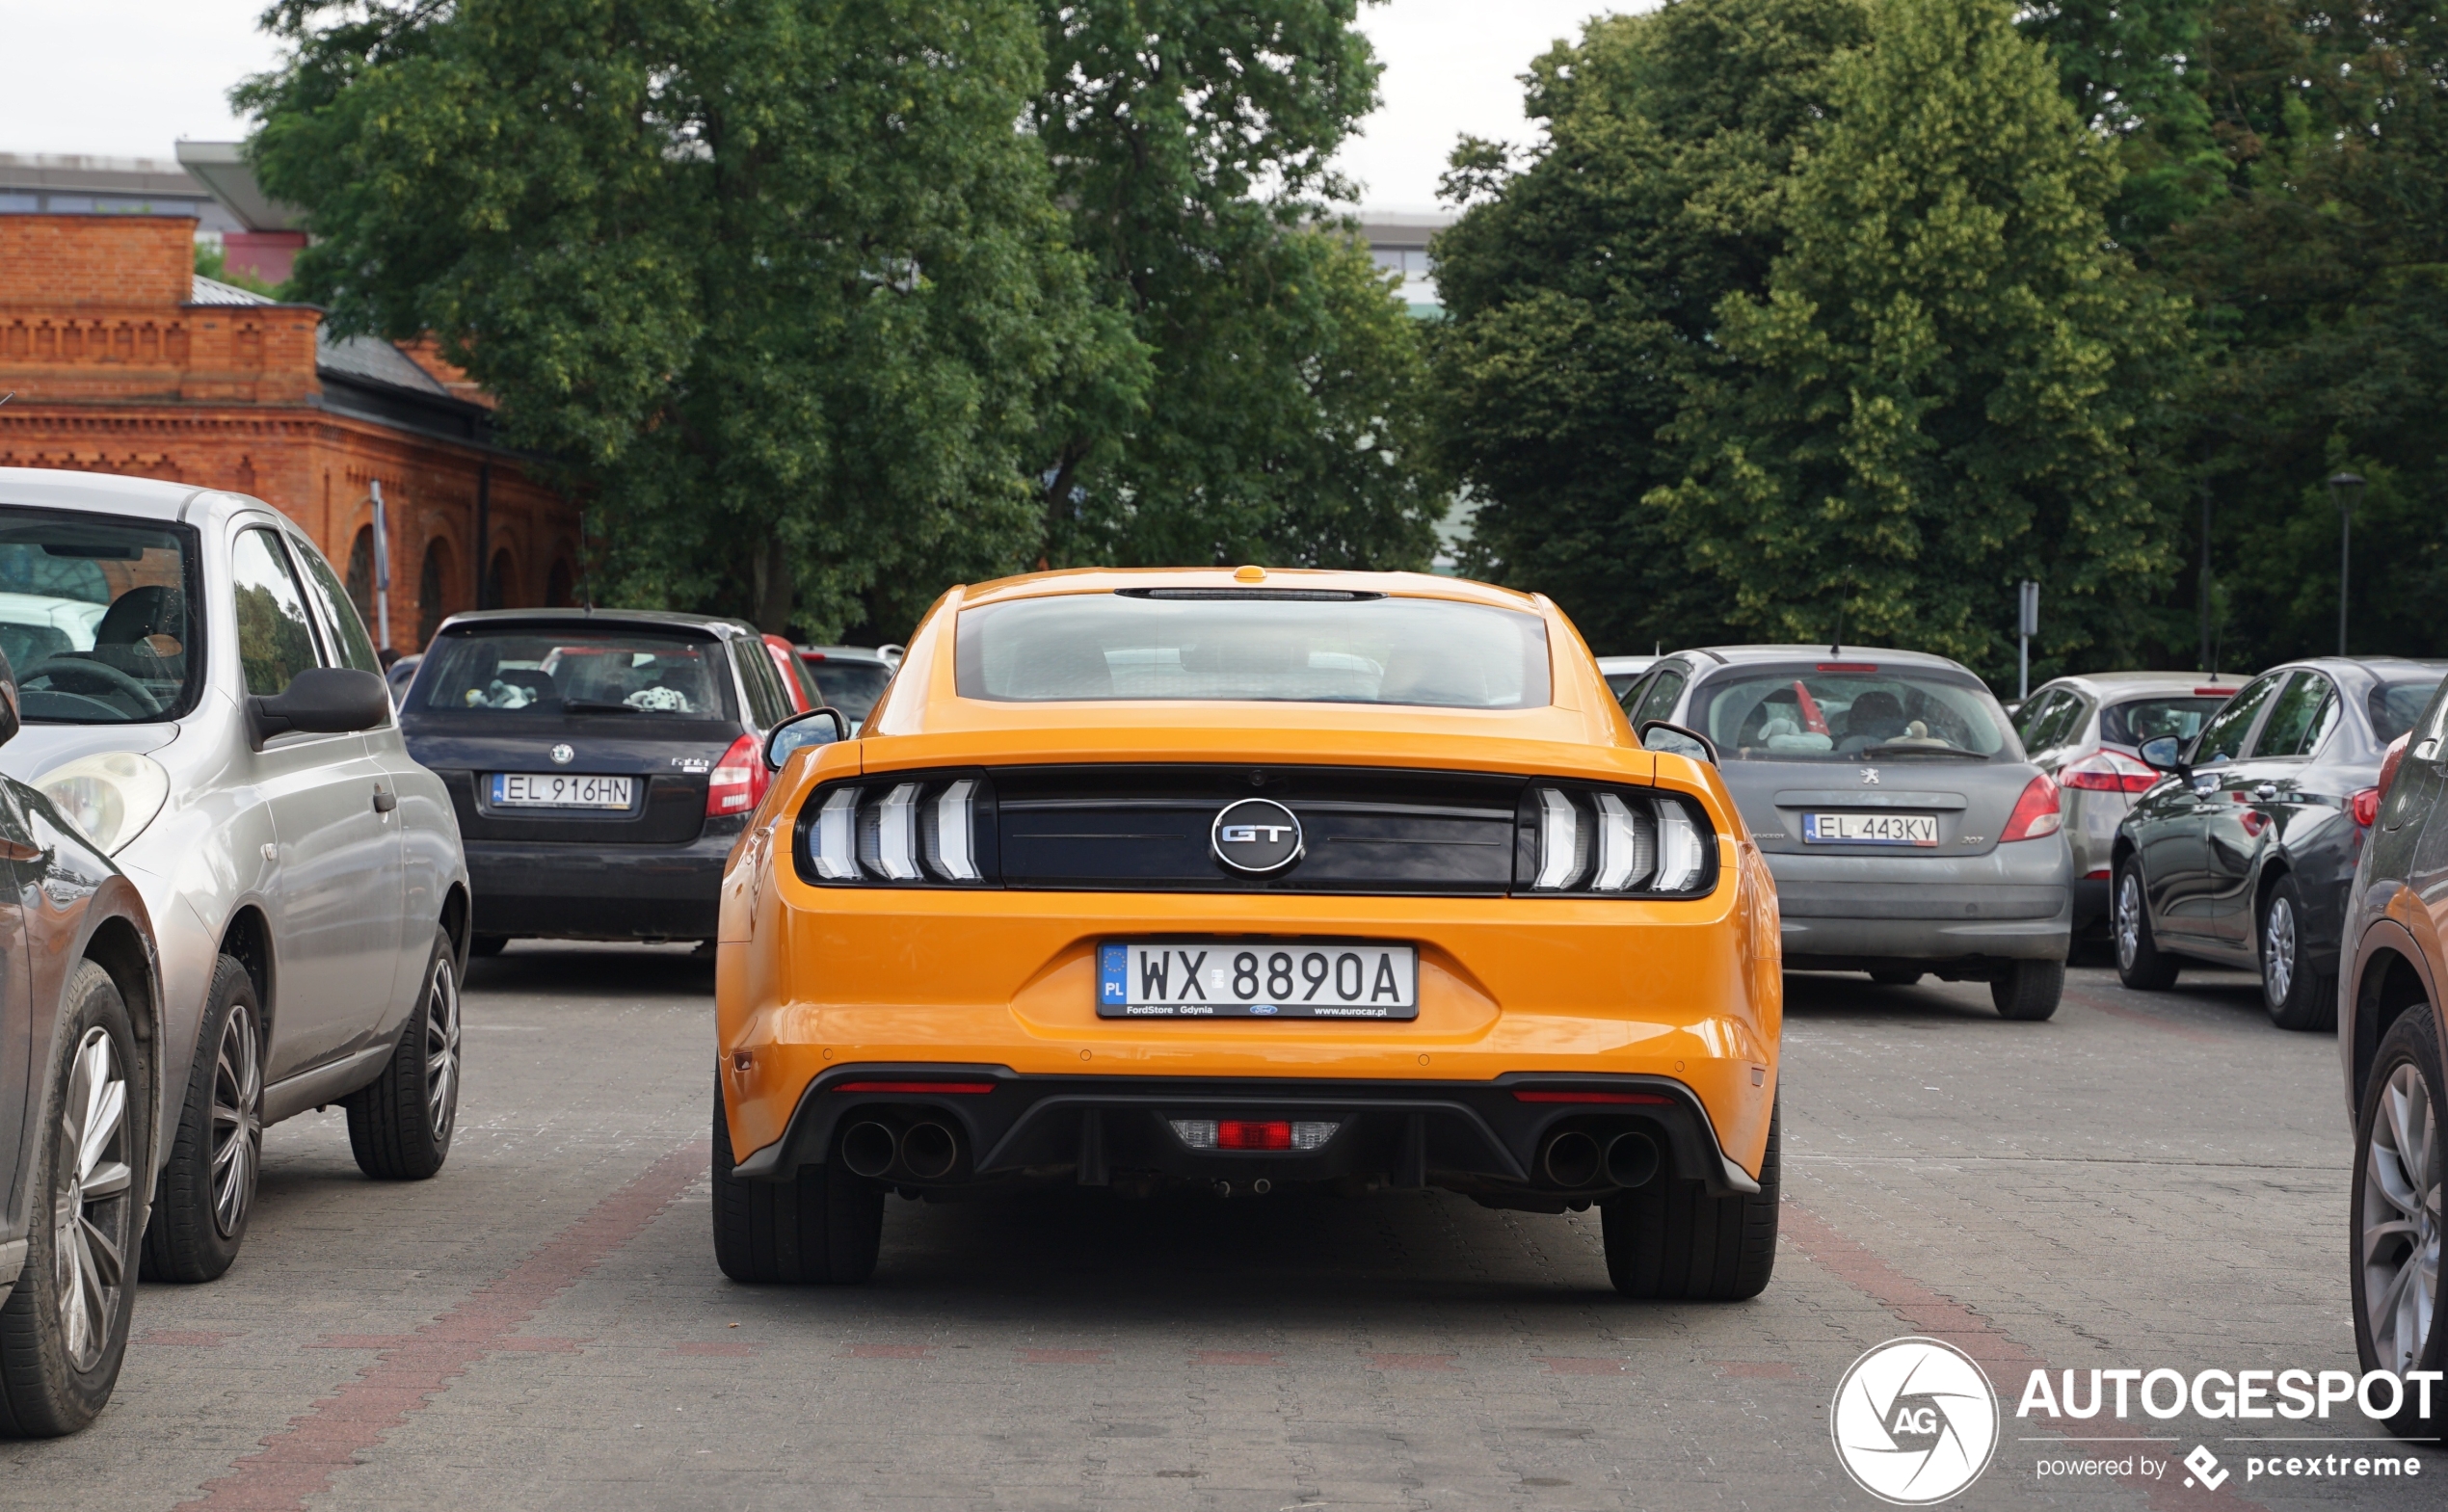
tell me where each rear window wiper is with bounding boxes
[1857,743,1988,759]
[560,698,638,714]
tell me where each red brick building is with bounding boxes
[0,214,581,654]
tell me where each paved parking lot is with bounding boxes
[2,943,2434,1509]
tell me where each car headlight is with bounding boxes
[1516,782,1716,896]
[38,751,171,856]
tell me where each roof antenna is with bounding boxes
[1831,600,1845,657]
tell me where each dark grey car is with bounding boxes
[2112,656,2448,1029]
[2334,673,2447,1438]
[1620,646,2073,1018]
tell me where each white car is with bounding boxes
[0,468,472,1283]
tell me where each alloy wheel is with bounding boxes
[2361,1062,2441,1374]
[53,1027,132,1372]
[211,1001,262,1237]
[2264,896,2299,1007]
[424,954,462,1141]
[2115,874,2142,969]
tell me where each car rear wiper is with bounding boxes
[1857,743,1987,759]
[560,699,638,714]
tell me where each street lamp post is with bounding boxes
[2328,471,2364,656]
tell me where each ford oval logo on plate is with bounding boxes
[1211,797,1303,876]
[549,743,574,765]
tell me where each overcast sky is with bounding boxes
[0,0,1612,213]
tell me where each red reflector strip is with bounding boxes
[1512,1091,1672,1104]
[2084,868,2111,880]
[1216,1120,1292,1150]
[832,1080,996,1095]
[1818,663,1878,673]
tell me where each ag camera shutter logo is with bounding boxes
[1831,1338,2001,1504]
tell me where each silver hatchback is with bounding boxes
[1622,646,2074,1018]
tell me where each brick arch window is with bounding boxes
[344,527,376,629]
[417,538,454,650]
[546,557,575,608]
[486,547,516,610]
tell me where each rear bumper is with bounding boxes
[728,1065,1761,1200]
[1769,837,2072,965]
[468,816,745,939]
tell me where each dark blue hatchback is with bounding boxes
[399,609,803,949]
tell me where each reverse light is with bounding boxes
[2060,750,2159,793]
[2000,773,2063,842]
[37,751,171,856]
[706,732,767,816]
[1170,1119,1339,1151]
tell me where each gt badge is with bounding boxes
[1211,797,1304,875]
[549,743,574,765]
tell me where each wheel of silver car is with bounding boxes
[2353,1008,2446,1439]
[52,1027,133,1372]
[2262,894,2298,1007]
[2361,1061,2439,1375]
[210,1001,262,1237]
[423,952,462,1144]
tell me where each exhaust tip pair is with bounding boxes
[1539,1128,1660,1190]
[841,1119,960,1181]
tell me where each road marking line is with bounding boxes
[1782,1196,2271,1511]
[176,1139,708,1512]
[1366,1352,1458,1371]
[1537,1357,1628,1375]
[1019,1347,1111,1364]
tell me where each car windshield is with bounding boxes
[956,591,1552,708]
[1692,665,2013,760]
[2100,696,2229,749]
[2371,678,2445,744]
[804,656,892,720]
[0,508,201,725]
[412,627,736,718]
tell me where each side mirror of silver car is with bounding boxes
[247,667,391,751]
[765,706,850,771]
[2136,735,2188,775]
[1638,720,1717,765]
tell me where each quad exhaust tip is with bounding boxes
[900,1122,959,1181]
[1604,1130,1660,1189]
[841,1121,897,1180]
[1539,1128,1663,1189]
[1541,1130,1601,1187]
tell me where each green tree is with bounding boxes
[1028,0,1442,571]
[1653,0,2192,682]
[1427,0,1872,654]
[242,0,1123,639]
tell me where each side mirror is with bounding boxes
[764,706,849,770]
[248,667,390,751]
[1638,720,1717,765]
[2136,735,2187,774]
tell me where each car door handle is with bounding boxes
[2254,783,2278,801]
[372,788,397,814]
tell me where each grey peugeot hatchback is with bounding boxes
[1618,646,2073,1018]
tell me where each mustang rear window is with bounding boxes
[414,628,737,718]
[955,592,1551,708]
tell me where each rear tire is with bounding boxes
[2260,874,2337,1031]
[1991,960,2064,1021]
[2114,861,2180,991]
[142,956,261,1284]
[0,963,147,1437]
[711,1077,883,1285]
[1868,968,1923,987]
[342,927,460,1181]
[2350,1008,2443,1441]
[1599,1101,1777,1301]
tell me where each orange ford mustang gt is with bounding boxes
[713,569,1783,1298]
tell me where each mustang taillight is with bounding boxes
[800,771,994,886]
[1519,783,1714,895]
[706,732,766,816]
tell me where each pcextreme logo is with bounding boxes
[1830,1338,2001,1504]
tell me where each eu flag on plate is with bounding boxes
[1099,945,1126,1003]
